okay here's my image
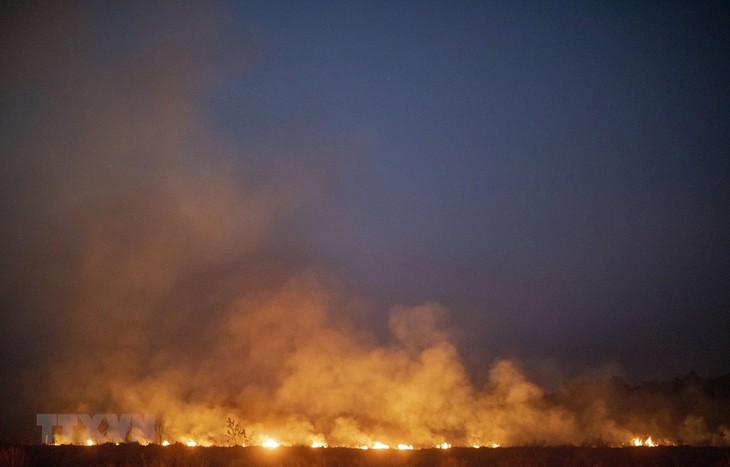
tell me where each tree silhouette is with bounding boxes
[225,417,249,446]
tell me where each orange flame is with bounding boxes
[262,438,280,448]
[632,436,657,447]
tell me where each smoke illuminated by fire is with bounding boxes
[2,2,728,450]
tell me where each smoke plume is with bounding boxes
[1,2,727,447]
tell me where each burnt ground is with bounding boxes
[2,445,730,467]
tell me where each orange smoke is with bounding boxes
[4,2,728,450]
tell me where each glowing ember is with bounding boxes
[359,445,369,450]
[262,438,280,448]
[85,439,94,446]
[186,440,197,447]
[397,444,414,450]
[372,441,390,449]
[311,441,327,448]
[162,440,170,446]
[436,442,451,449]
[491,443,501,448]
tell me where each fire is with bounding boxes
[262,438,280,448]
[36,436,675,448]
[632,436,657,447]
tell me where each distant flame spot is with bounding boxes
[85,439,94,446]
[632,437,657,447]
[262,438,280,448]
[186,440,197,447]
[436,442,451,449]
[397,444,414,450]
[372,441,389,449]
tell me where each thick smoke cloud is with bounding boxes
[1,3,727,446]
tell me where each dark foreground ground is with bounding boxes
[2,445,730,467]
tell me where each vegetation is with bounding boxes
[225,417,250,447]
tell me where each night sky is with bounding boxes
[223,1,730,379]
[1,1,729,443]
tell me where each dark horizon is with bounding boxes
[1,1,729,445]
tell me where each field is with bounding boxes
[3,445,730,467]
